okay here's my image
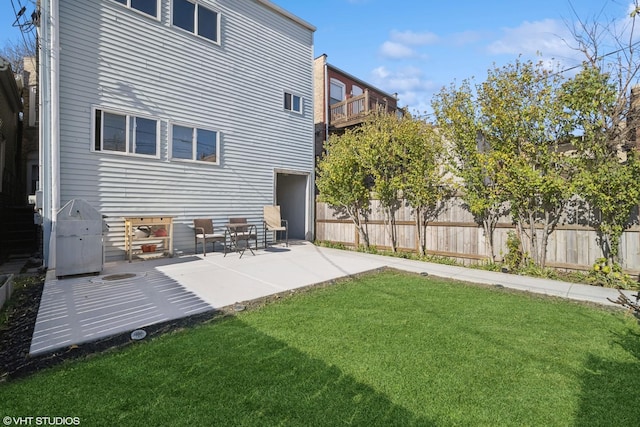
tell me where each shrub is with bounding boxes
[587,258,639,290]
[503,231,524,271]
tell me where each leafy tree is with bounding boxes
[564,68,640,262]
[478,59,573,268]
[357,111,405,252]
[577,153,640,262]
[400,118,453,256]
[316,130,371,248]
[560,63,640,265]
[432,80,507,262]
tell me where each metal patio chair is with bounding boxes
[193,218,226,256]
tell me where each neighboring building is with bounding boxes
[0,57,22,206]
[21,56,39,201]
[313,54,401,160]
[0,56,25,261]
[38,0,316,269]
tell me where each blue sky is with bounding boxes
[274,0,634,114]
[0,0,634,114]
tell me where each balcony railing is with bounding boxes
[329,89,398,128]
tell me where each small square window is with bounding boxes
[171,123,219,163]
[173,0,220,43]
[284,92,303,114]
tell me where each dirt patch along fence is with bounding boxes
[315,198,640,274]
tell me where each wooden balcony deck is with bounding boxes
[329,89,398,128]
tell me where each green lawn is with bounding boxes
[1,270,639,426]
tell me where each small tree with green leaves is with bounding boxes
[400,118,453,256]
[357,111,406,252]
[432,80,507,262]
[316,130,371,249]
[561,65,640,265]
[478,58,573,269]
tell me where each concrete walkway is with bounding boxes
[30,241,635,356]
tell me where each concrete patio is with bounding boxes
[30,241,635,356]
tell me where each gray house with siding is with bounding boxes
[38,0,316,269]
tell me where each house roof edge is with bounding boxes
[255,0,316,32]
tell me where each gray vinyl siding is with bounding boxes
[58,0,315,260]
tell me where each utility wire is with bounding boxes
[9,0,37,74]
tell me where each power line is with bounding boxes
[8,0,38,72]
[546,39,640,79]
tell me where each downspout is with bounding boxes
[324,57,329,149]
[38,0,60,269]
[50,0,61,269]
[37,0,50,267]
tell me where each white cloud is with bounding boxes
[379,29,439,59]
[370,66,435,114]
[379,41,416,59]
[487,19,575,60]
[372,66,391,80]
[390,30,439,45]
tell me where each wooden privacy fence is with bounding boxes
[315,198,640,274]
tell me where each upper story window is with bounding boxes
[284,92,302,114]
[113,0,160,19]
[171,123,219,164]
[330,78,345,105]
[93,108,159,157]
[173,0,220,43]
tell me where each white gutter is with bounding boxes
[38,0,60,268]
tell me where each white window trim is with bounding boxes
[171,0,222,45]
[91,107,161,159]
[169,121,221,165]
[284,91,303,114]
[111,0,161,21]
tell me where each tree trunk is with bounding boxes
[527,211,538,266]
[482,211,498,262]
[415,207,425,256]
[383,205,397,253]
[345,205,370,249]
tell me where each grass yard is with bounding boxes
[1,270,639,426]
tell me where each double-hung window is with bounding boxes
[112,0,159,19]
[94,109,159,157]
[171,124,219,164]
[173,0,220,43]
[284,92,302,114]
